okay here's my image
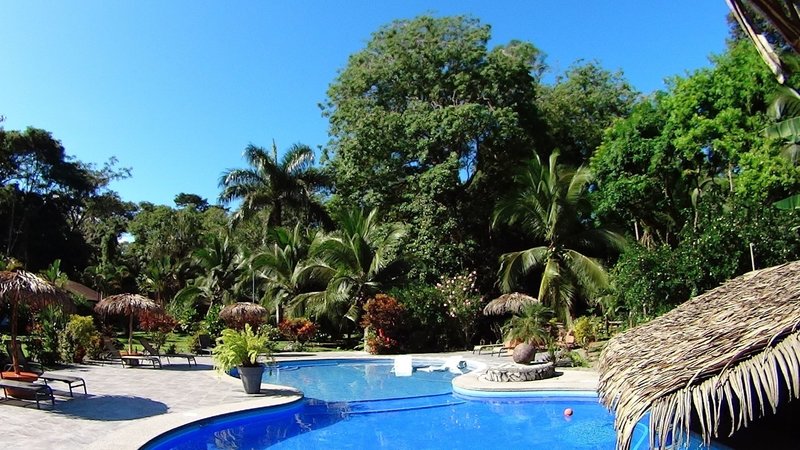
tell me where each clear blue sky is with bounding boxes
[1,1,733,206]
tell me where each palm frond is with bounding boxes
[497,246,548,292]
[564,249,609,299]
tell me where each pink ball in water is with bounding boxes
[564,408,574,417]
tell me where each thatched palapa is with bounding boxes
[483,292,538,315]
[95,293,163,353]
[597,261,800,450]
[220,302,267,329]
[0,270,67,373]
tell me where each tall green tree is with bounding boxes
[219,142,329,228]
[493,151,624,324]
[323,15,547,281]
[591,41,793,245]
[537,61,638,167]
[0,127,129,273]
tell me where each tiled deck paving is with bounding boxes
[0,352,599,449]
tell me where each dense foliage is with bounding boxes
[3,15,800,350]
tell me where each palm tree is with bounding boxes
[502,302,554,346]
[219,141,330,227]
[307,208,406,324]
[250,224,328,324]
[493,151,625,325]
[137,256,176,306]
[175,234,243,316]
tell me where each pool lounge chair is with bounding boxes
[472,342,503,355]
[0,375,54,409]
[101,338,161,369]
[138,337,197,366]
[197,334,214,355]
[3,342,87,397]
[491,339,521,357]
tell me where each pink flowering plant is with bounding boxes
[435,271,484,348]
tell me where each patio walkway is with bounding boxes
[0,351,599,449]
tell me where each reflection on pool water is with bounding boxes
[143,359,727,450]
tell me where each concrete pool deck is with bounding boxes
[0,351,599,449]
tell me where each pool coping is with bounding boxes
[88,355,599,449]
[85,369,303,450]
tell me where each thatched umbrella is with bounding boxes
[219,302,267,330]
[597,261,800,450]
[95,293,162,354]
[483,292,538,316]
[0,270,66,374]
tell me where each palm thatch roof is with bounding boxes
[95,293,163,353]
[598,261,800,450]
[95,293,161,316]
[219,302,267,328]
[483,292,538,315]
[0,270,59,305]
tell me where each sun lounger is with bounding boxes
[138,337,197,366]
[39,373,86,397]
[491,340,522,357]
[472,343,503,354]
[197,334,214,355]
[0,378,54,409]
[102,338,161,369]
[3,341,44,374]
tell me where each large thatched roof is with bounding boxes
[598,261,800,450]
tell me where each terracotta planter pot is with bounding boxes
[512,343,537,364]
[237,365,265,394]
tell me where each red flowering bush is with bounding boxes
[138,311,178,352]
[139,311,178,334]
[278,318,318,344]
[361,294,406,354]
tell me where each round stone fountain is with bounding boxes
[482,362,555,382]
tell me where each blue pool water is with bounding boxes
[144,359,723,449]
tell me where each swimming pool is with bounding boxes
[143,358,726,449]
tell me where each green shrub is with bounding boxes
[572,316,602,348]
[59,315,101,363]
[391,283,449,351]
[435,272,484,349]
[204,304,225,337]
[564,350,588,367]
[27,305,65,365]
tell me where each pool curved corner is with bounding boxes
[85,383,303,450]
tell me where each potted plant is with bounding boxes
[211,324,273,394]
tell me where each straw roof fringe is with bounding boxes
[483,292,538,315]
[219,302,267,324]
[95,293,161,315]
[597,261,800,450]
[0,270,58,305]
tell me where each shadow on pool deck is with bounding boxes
[54,395,169,420]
